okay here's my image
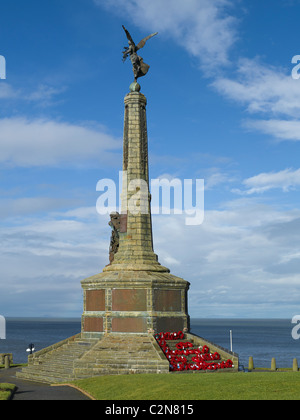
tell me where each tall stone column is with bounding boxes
[81,86,190,337]
[104,90,168,272]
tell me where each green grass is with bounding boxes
[0,383,16,400]
[72,371,300,400]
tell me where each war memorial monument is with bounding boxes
[17,28,238,383]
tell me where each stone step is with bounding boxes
[16,372,73,384]
[19,362,75,373]
[16,337,98,383]
[35,353,85,362]
[23,369,74,377]
[35,353,85,363]
[16,368,76,383]
[28,364,75,373]
[85,357,163,364]
[32,360,165,371]
[16,334,170,383]
[78,361,168,370]
[75,369,167,378]
[18,333,234,383]
[74,365,169,378]
[86,356,159,362]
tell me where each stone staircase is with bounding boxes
[16,335,98,384]
[15,332,238,383]
[73,334,169,378]
[16,333,169,383]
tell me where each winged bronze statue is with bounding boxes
[122,25,158,82]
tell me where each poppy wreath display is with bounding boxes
[155,332,234,372]
[191,351,221,363]
[176,342,194,350]
[154,331,184,341]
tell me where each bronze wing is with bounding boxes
[122,25,136,46]
[136,32,158,51]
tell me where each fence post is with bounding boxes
[4,355,10,369]
[248,356,254,371]
[293,358,298,372]
[271,357,276,371]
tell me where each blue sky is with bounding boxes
[1,0,300,319]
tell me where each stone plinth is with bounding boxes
[81,271,190,338]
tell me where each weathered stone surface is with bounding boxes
[16,332,238,383]
[103,92,169,273]
[81,270,190,336]
[16,334,170,383]
[81,90,190,338]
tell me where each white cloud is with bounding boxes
[95,0,239,70]
[0,83,20,99]
[152,201,300,317]
[1,198,300,317]
[25,84,66,107]
[0,117,121,167]
[212,58,300,142]
[212,58,300,118]
[232,168,300,195]
[245,119,300,142]
[0,207,110,316]
[204,169,237,190]
[0,82,65,106]
[0,197,82,219]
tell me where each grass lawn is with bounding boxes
[0,383,16,401]
[72,371,300,400]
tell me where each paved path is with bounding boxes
[0,367,91,400]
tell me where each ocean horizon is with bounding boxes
[0,317,299,368]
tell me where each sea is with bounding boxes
[1,318,300,369]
